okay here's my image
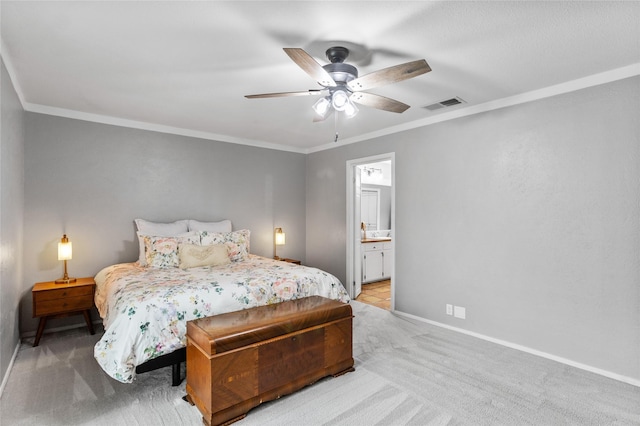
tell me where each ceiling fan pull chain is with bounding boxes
[334,111,339,142]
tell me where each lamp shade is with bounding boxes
[312,97,331,117]
[344,100,359,118]
[275,228,286,245]
[331,89,350,111]
[58,235,73,261]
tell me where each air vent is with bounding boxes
[422,97,466,111]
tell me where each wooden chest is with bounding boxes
[186,296,354,426]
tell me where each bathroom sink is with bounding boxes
[362,237,391,242]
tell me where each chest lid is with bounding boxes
[187,296,352,355]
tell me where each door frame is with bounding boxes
[346,153,395,309]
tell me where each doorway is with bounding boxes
[356,279,391,310]
[346,153,395,311]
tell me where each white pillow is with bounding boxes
[134,219,190,265]
[187,219,232,233]
[135,219,189,235]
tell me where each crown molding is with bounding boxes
[0,39,28,108]
[308,63,640,153]
[7,55,639,155]
[22,103,307,154]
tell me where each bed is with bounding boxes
[93,222,350,384]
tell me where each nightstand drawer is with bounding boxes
[34,294,93,316]
[34,285,93,302]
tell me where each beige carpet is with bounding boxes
[1,301,638,425]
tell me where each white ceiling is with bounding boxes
[2,1,639,153]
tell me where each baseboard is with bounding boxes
[20,319,103,339]
[0,341,21,399]
[393,310,640,388]
[4,320,103,398]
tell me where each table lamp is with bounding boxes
[55,234,76,284]
[274,227,285,260]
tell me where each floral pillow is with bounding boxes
[178,243,230,269]
[136,231,196,266]
[143,234,200,268]
[199,229,250,262]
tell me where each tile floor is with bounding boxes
[355,279,391,310]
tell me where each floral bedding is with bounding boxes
[93,255,350,383]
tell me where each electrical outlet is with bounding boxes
[454,306,466,319]
[446,304,453,315]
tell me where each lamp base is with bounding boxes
[273,256,281,260]
[55,277,76,284]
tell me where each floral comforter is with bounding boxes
[93,255,350,383]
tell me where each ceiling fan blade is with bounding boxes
[245,90,323,99]
[350,92,410,113]
[347,59,431,92]
[283,48,336,87]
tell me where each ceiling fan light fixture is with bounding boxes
[312,96,331,117]
[331,89,350,111]
[246,47,432,122]
[344,99,358,118]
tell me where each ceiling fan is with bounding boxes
[245,46,431,121]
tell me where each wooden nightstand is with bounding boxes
[280,258,301,265]
[32,277,96,347]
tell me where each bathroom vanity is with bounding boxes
[361,231,392,283]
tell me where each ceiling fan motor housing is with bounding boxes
[325,46,350,63]
[323,47,358,86]
[323,63,358,86]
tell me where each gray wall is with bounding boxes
[0,58,25,387]
[5,68,638,387]
[21,113,306,333]
[306,76,640,382]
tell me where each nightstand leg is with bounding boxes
[83,310,95,335]
[34,317,47,347]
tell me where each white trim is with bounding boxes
[0,341,20,399]
[2,39,299,153]
[22,103,307,154]
[346,153,395,307]
[3,51,635,157]
[1,322,103,397]
[19,319,103,339]
[3,55,637,155]
[309,63,640,153]
[394,310,640,388]
[0,40,28,108]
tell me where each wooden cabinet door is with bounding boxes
[363,249,382,283]
[382,245,392,279]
